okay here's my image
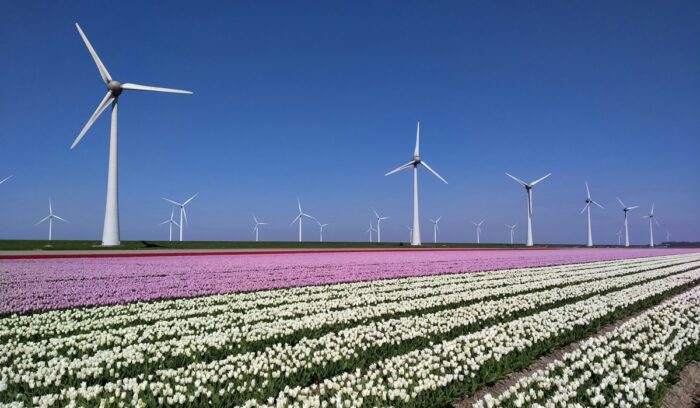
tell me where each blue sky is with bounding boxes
[0,1,698,244]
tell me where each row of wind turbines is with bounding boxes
[1,24,669,247]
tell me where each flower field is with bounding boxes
[1,249,700,407]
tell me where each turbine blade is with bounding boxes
[35,216,50,225]
[71,92,113,149]
[628,205,640,210]
[420,161,448,184]
[159,219,170,225]
[182,206,188,224]
[616,197,626,208]
[291,214,301,225]
[436,216,442,223]
[183,192,199,206]
[414,121,420,157]
[49,198,53,214]
[121,83,193,95]
[530,173,552,186]
[75,23,112,84]
[585,181,591,199]
[593,200,604,209]
[161,197,182,206]
[580,203,590,214]
[53,215,68,223]
[253,214,258,223]
[0,175,12,185]
[297,197,302,212]
[385,161,414,176]
[372,208,380,219]
[505,172,527,186]
[651,203,655,215]
[172,221,180,228]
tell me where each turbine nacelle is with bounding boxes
[107,80,123,96]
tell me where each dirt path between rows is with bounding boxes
[454,310,644,407]
[662,361,700,408]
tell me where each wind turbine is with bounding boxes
[252,215,268,242]
[616,230,623,246]
[471,220,485,244]
[291,198,315,242]
[429,216,442,243]
[616,198,639,247]
[70,23,192,246]
[666,230,671,242]
[36,198,67,241]
[505,172,551,247]
[642,203,659,248]
[161,193,198,242]
[316,220,329,243]
[0,175,12,186]
[407,225,413,242]
[580,181,604,247]
[385,122,447,246]
[365,220,377,243]
[372,208,389,243]
[159,208,180,242]
[506,223,517,245]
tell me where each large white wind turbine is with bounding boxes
[617,197,639,247]
[252,215,268,242]
[316,221,329,243]
[291,198,315,242]
[506,223,517,245]
[159,208,180,242]
[429,216,442,244]
[580,181,604,247]
[365,220,377,243]
[505,172,551,247]
[471,220,485,244]
[372,208,389,243]
[642,203,659,248]
[385,122,447,246]
[36,198,67,241]
[161,193,198,242]
[70,23,192,246]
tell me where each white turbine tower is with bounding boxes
[429,216,442,244]
[70,23,192,246]
[471,220,485,244]
[36,198,67,241]
[642,203,659,248]
[505,173,551,246]
[372,208,389,243]
[616,230,623,246]
[580,181,604,247]
[365,220,377,243]
[252,215,268,242]
[159,208,180,242]
[407,225,413,242]
[316,221,329,243]
[291,198,314,242]
[385,122,448,246]
[616,198,639,247]
[666,230,671,242]
[0,175,12,186]
[161,193,198,242]
[506,223,517,245]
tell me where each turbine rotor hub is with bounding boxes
[108,80,123,96]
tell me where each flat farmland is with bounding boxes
[1,248,700,407]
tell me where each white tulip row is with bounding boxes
[3,255,680,342]
[242,267,700,408]
[472,286,700,408]
[4,256,694,398]
[7,258,699,407]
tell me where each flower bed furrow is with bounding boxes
[237,268,700,407]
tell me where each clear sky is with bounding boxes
[1,1,698,244]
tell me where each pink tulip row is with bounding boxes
[0,248,696,315]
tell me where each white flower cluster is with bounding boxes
[1,253,698,408]
[473,286,700,408]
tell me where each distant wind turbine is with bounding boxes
[666,230,671,242]
[385,122,447,246]
[316,220,329,243]
[617,198,639,247]
[161,193,198,242]
[407,225,413,242]
[580,182,604,247]
[70,23,192,246]
[36,198,67,241]
[159,208,180,242]
[505,172,551,246]
[642,203,659,248]
[429,216,442,244]
[365,220,377,243]
[471,220,485,244]
[252,215,268,242]
[372,208,389,243]
[291,198,315,242]
[506,223,517,245]
[616,230,623,246]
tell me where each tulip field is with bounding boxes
[1,249,700,407]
